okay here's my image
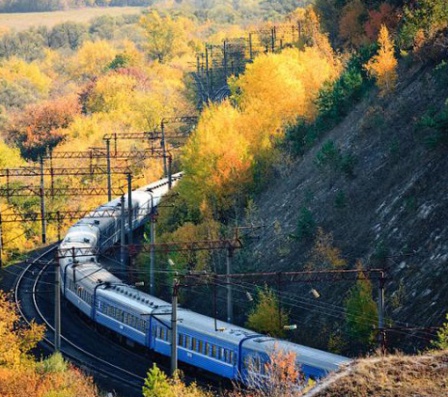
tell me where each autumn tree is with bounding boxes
[0,291,99,397]
[306,227,346,269]
[70,40,117,80]
[0,291,44,368]
[139,10,194,63]
[246,286,289,338]
[364,25,398,97]
[180,101,252,210]
[231,346,309,397]
[0,57,51,109]
[364,3,399,42]
[7,94,80,160]
[338,0,368,49]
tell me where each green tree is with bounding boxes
[344,267,378,350]
[432,313,448,350]
[143,364,174,397]
[142,363,212,397]
[296,206,316,241]
[400,0,448,48]
[246,286,289,338]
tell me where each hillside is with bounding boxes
[235,49,448,352]
[302,350,448,397]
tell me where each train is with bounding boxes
[58,172,351,385]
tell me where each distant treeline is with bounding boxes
[0,0,310,16]
[0,14,142,60]
[0,0,153,13]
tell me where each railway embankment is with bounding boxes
[237,52,448,351]
[301,350,448,397]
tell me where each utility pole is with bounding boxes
[39,156,46,244]
[149,213,156,295]
[120,195,126,267]
[54,254,61,352]
[378,271,386,352]
[223,40,228,80]
[127,173,133,245]
[171,279,179,376]
[226,248,233,323]
[249,33,253,60]
[160,120,167,177]
[105,138,112,201]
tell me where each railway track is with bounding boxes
[12,247,223,397]
[14,247,147,397]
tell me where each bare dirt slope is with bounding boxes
[302,350,448,397]
[236,55,448,350]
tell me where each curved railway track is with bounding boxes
[12,247,222,397]
[14,247,147,397]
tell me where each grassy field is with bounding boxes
[0,7,145,32]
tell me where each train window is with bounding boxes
[204,342,210,356]
[192,338,198,351]
[220,348,225,361]
[139,320,146,331]
[185,336,191,349]
[244,355,262,372]
[179,334,185,347]
[211,345,218,359]
[198,340,203,354]
[167,330,172,342]
[160,327,166,340]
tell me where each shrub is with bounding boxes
[432,313,448,350]
[334,190,347,209]
[419,99,448,148]
[315,140,357,177]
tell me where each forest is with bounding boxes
[0,0,311,19]
[0,0,447,396]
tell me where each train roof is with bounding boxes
[92,277,351,372]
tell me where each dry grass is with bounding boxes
[0,7,144,32]
[307,350,448,397]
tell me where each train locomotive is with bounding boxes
[58,173,351,385]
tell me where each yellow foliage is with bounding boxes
[0,57,51,94]
[236,46,339,124]
[71,40,117,79]
[364,25,398,97]
[87,73,137,114]
[116,39,146,67]
[0,139,24,168]
[139,10,196,63]
[207,25,247,44]
[0,291,44,369]
[162,218,220,272]
[181,101,252,208]
[307,227,346,269]
[182,36,339,211]
[246,286,288,338]
[0,203,35,261]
